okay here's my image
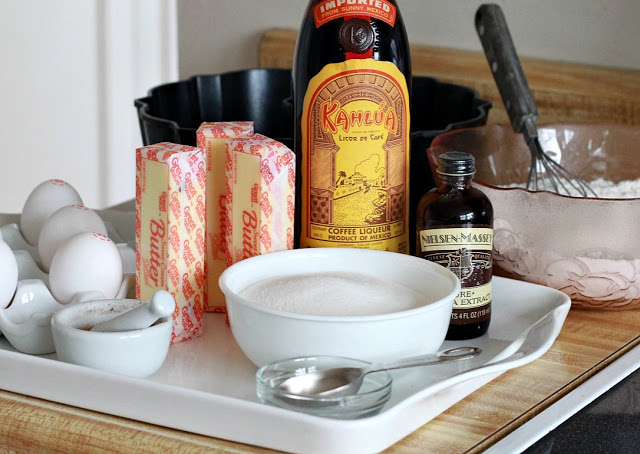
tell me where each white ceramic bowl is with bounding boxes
[51,299,172,377]
[219,248,460,367]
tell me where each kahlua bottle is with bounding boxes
[294,0,411,253]
[416,152,493,339]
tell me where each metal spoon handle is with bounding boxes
[475,4,537,134]
[363,346,482,376]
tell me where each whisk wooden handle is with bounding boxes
[475,4,537,133]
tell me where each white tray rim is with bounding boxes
[0,276,570,454]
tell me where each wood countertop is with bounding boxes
[1,307,639,453]
[258,29,640,127]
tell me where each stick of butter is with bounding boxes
[225,136,295,266]
[136,142,206,343]
[196,121,254,313]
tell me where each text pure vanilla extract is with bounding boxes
[294,0,411,253]
[416,152,494,339]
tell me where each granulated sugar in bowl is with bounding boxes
[428,123,640,310]
[219,248,460,367]
[239,272,428,316]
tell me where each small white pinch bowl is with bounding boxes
[219,248,460,367]
[51,298,172,377]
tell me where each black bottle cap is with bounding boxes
[437,151,475,176]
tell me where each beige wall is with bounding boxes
[0,0,177,213]
[178,0,640,78]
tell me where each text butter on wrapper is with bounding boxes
[136,142,206,343]
[196,121,254,313]
[225,136,295,266]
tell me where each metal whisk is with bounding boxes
[475,4,597,197]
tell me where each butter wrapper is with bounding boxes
[136,142,206,343]
[225,136,295,266]
[196,122,254,313]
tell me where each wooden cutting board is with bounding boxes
[258,28,640,126]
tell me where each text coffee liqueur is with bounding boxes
[294,0,411,253]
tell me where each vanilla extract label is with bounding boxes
[454,283,491,308]
[422,248,492,286]
[419,227,493,324]
[419,228,492,251]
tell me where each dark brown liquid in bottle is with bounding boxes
[417,168,493,340]
[293,0,411,247]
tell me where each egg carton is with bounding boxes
[0,208,136,355]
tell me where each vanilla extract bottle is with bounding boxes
[294,0,411,253]
[416,152,493,340]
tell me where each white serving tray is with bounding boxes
[0,274,570,454]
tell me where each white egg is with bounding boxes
[37,205,107,273]
[0,241,18,309]
[20,179,83,246]
[49,232,123,304]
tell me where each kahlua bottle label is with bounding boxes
[300,0,410,253]
[300,59,410,252]
[313,0,397,27]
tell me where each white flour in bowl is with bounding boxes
[239,272,429,316]
[502,177,640,198]
[585,178,640,198]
